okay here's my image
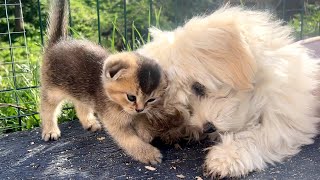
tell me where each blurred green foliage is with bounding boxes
[289,3,320,39]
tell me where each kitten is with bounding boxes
[41,0,168,164]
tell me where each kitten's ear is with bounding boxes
[104,61,129,80]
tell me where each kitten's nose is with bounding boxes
[135,108,144,113]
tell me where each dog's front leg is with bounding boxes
[204,115,317,179]
[204,130,266,178]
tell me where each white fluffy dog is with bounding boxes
[137,6,320,178]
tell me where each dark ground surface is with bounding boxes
[0,120,319,180]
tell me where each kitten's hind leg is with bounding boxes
[74,101,101,132]
[41,89,64,141]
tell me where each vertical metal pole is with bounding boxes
[5,0,21,129]
[123,0,127,49]
[318,21,320,36]
[300,0,304,40]
[282,0,286,20]
[174,0,178,25]
[68,0,73,36]
[37,0,44,46]
[96,0,101,45]
[149,0,153,26]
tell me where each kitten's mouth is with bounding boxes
[124,108,146,115]
[133,110,146,115]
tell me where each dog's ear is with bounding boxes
[204,27,256,90]
[177,18,256,90]
[104,60,129,80]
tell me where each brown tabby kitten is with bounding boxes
[41,0,170,164]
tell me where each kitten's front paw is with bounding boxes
[42,127,61,141]
[85,120,102,132]
[137,130,154,143]
[131,144,163,165]
[204,145,248,178]
[208,131,221,142]
[183,125,203,141]
[82,118,102,132]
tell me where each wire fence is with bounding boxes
[0,0,319,133]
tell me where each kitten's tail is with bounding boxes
[46,0,69,48]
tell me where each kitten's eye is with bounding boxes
[147,98,156,103]
[127,94,136,102]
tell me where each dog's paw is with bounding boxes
[130,144,163,165]
[42,128,61,141]
[204,145,248,178]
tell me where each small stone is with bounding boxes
[170,166,177,170]
[145,166,156,171]
[30,163,39,169]
[176,174,185,179]
[171,159,181,164]
[97,137,105,141]
[195,176,203,180]
[174,143,182,150]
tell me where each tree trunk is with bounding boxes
[14,3,23,32]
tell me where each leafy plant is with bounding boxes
[289,3,320,39]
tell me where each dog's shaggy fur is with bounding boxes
[138,6,320,177]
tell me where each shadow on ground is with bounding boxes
[0,120,319,179]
